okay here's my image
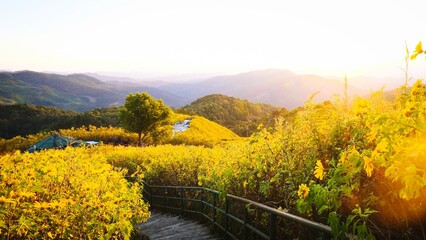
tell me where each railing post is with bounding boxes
[269,212,276,240]
[149,184,152,205]
[145,183,153,206]
[180,187,184,215]
[243,204,248,240]
[200,188,204,215]
[213,193,217,231]
[165,189,168,208]
[225,196,229,239]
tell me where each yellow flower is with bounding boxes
[34,201,50,209]
[339,153,347,164]
[0,196,15,204]
[18,191,36,199]
[314,160,325,180]
[363,156,374,177]
[297,184,310,199]
[375,138,389,153]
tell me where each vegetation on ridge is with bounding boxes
[0,104,120,139]
[178,94,284,136]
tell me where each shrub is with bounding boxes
[0,147,150,239]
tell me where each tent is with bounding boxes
[27,134,74,153]
[27,133,99,153]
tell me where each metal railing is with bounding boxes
[142,182,332,240]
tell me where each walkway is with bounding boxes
[137,210,222,240]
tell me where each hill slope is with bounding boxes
[0,71,188,111]
[169,115,239,147]
[179,94,283,136]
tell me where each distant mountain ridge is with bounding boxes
[1,69,367,111]
[151,69,366,109]
[0,70,188,111]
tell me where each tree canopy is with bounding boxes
[0,104,121,139]
[119,92,171,146]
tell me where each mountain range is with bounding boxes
[150,69,366,109]
[1,69,368,111]
[0,71,187,112]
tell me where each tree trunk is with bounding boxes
[138,132,142,147]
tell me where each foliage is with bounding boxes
[94,80,426,239]
[119,92,172,146]
[0,132,50,154]
[0,115,239,153]
[0,148,150,239]
[60,126,139,145]
[0,126,139,154]
[178,94,283,136]
[70,106,121,128]
[0,104,78,139]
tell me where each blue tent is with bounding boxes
[27,134,74,153]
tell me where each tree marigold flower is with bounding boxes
[363,156,374,177]
[375,138,389,153]
[297,183,310,199]
[0,196,15,204]
[314,160,325,180]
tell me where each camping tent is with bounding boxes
[27,133,99,153]
[27,134,75,153]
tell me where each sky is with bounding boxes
[1,0,425,81]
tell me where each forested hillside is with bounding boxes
[178,94,284,136]
[0,104,120,139]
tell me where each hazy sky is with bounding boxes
[1,0,425,79]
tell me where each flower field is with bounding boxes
[1,80,425,239]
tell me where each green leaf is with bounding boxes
[345,214,356,230]
[318,205,329,214]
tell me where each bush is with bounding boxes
[0,148,150,239]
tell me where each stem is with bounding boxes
[404,42,410,93]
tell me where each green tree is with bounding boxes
[119,92,171,146]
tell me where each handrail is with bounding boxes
[142,182,332,240]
